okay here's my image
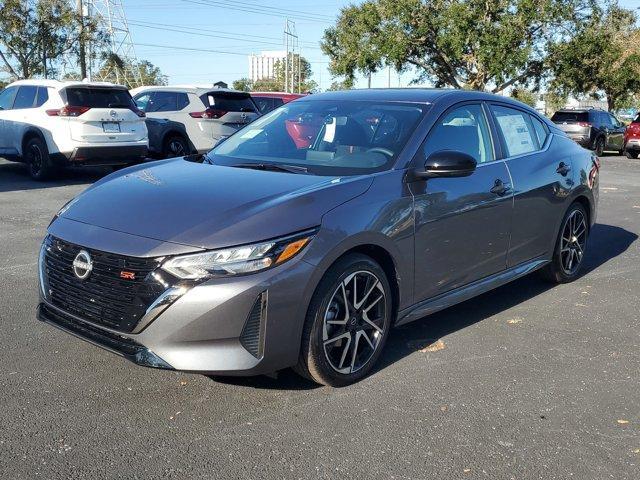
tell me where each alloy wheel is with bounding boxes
[322,270,387,374]
[560,209,587,275]
[29,143,43,176]
[167,138,186,157]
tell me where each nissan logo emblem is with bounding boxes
[72,250,93,280]
[110,110,117,118]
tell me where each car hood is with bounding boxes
[57,158,373,250]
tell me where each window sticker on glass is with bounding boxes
[496,113,535,156]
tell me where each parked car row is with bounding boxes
[0,79,305,179]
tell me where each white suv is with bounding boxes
[0,80,148,180]
[130,85,259,157]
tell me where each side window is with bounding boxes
[134,93,152,112]
[13,86,38,109]
[176,93,189,110]
[151,91,178,112]
[35,87,49,107]
[530,115,548,148]
[490,105,537,157]
[609,114,621,128]
[253,97,272,113]
[0,86,18,110]
[423,104,494,164]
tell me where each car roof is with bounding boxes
[250,92,306,98]
[295,88,537,107]
[130,85,248,95]
[6,79,125,89]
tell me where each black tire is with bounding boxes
[162,135,190,158]
[625,149,639,159]
[295,254,394,387]
[540,202,589,283]
[593,137,605,156]
[24,136,54,181]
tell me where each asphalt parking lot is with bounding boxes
[0,156,638,479]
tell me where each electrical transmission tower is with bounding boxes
[80,0,142,86]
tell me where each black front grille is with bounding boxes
[240,292,267,358]
[42,235,165,332]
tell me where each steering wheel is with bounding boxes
[366,147,394,157]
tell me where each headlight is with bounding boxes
[160,229,316,280]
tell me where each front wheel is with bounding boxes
[540,202,589,283]
[626,149,639,159]
[295,254,393,386]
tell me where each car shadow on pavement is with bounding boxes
[0,160,113,193]
[212,223,636,390]
[375,223,638,374]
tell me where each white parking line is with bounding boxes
[0,262,38,271]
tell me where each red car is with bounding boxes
[624,113,640,158]
[250,92,306,114]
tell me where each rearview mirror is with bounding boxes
[414,150,477,179]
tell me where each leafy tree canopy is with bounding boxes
[322,0,599,92]
[250,54,317,93]
[550,5,640,112]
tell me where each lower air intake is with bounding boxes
[240,292,267,358]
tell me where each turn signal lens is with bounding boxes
[276,238,310,264]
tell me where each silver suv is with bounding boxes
[130,85,260,157]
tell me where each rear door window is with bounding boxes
[491,105,538,157]
[134,92,152,111]
[13,86,38,109]
[63,87,136,109]
[550,111,589,123]
[202,92,257,112]
[150,91,178,112]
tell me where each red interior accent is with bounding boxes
[285,119,323,149]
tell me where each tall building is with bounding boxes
[249,51,287,82]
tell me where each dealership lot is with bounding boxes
[0,156,638,479]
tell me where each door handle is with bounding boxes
[556,162,571,176]
[490,179,511,196]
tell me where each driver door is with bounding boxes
[409,102,513,302]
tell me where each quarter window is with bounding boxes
[13,86,37,109]
[176,93,190,110]
[134,93,152,111]
[35,86,49,107]
[530,115,548,147]
[491,105,537,157]
[423,104,494,164]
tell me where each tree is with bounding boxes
[322,0,597,92]
[327,79,354,91]
[233,78,253,92]
[96,55,167,88]
[549,5,640,112]
[0,0,102,79]
[511,87,539,108]
[251,54,317,93]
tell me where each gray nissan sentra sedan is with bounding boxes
[37,89,599,386]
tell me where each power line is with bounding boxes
[180,0,333,23]
[127,19,321,49]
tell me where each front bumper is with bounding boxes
[53,144,148,166]
[38,242,316,376]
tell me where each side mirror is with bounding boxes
[414,150,477,179]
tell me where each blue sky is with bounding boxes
[124,0,411,90]
[123,0,640,90]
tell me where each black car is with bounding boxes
[551,108,626,155]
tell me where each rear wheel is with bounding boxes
[162,135,189,158]
[594,137,605,156]
[24,137,54,181]
[540,202,589,283]
[295,254,393,387]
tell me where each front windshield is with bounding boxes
[207,100,427,175]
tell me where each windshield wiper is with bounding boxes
[231,163,309,174]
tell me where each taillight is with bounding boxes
[189,108,228,119]
[577,122,592,127]
[46,106,91,117]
